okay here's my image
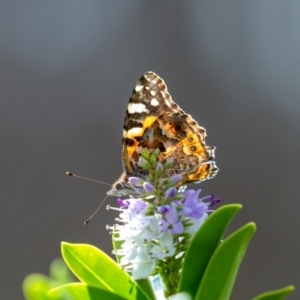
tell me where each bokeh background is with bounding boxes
[1,1,299,299]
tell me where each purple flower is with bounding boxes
[157,205,170,214]
[143,182,155,193]
[182,189,209,219]
[128,177,143,186]
[161,206,184,234]
[117,198,129,208]
[165,187,177,199]
[208,194,221,208]
[127,198,147,214]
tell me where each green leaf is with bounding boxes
[178,204,242,297]
[61,242,149,300]
[136,279,156,300]
[23,258,75,300]
[23,274,52,300]
[195,222,256,300]
[252,285,295,300]
[49,283,128,300]
[50,258,75,285]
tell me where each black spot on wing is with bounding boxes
[123,119,143,131]
[125,138,135,146]
[159,143,166,152]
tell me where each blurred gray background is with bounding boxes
[1,1,299,299]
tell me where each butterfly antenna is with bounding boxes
[66,172,111,186]
[84,194,109,225]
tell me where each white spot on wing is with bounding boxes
[150,90,155,96]
[128,103,148,114]
[127,127,144,136]
[135,84,143,92]
[151,98,159,106]
[165,101,172,107]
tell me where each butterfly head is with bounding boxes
[107,173,141,197]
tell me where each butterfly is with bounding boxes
[107,72,218,197]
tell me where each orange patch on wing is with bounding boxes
[123,142,137,173]
[142,115,158,130]
[187,164,212,182]
[182,133,207,158]
[123,115,158,172]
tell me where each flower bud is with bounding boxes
[153,148,160,157]
[163,157,174,170]
[169,174,182,186]
[141,150,150,160]
[128,177,143,186]
[158,205,170,214]
[155,162,164,172]
[165,187,177,199]
[149,153,157,167]
[143,182,155,193]
[138,157,151,170]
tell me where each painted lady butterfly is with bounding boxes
[107,72,218,197]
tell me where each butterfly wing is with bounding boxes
[107,72,218,197]
[145,112,218,184]
[122,72,182,175]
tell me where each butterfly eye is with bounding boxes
[115,183,123,190]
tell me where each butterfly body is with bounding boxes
[107,72,218,197]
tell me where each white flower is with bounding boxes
[140,215,164,242]
[131,247,157,279]
[150,232,176,259]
